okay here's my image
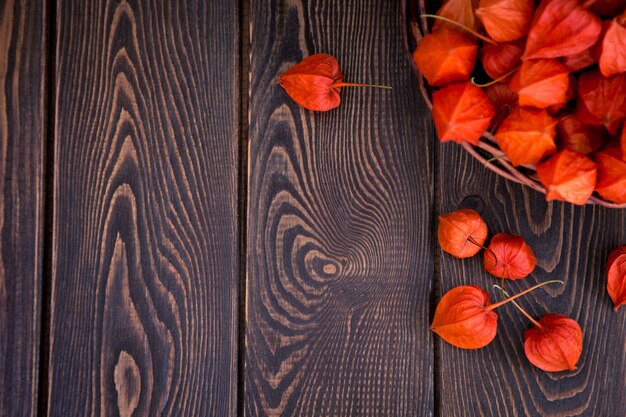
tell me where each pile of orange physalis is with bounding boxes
[413,0,626,205]
[434,208,583,372]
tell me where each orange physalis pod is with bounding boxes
[508,59,570,109]
[413,27,478,87]
[536,149,598,205]
[484,232,536,280]
[524,314,583,372]
[431,281,562,349]
[607,244,626,311]
[278,54,390,111]
[495,107,557,166]
[432,82,495,146]
[523,0,602,60]
[438,209,488,258]
[475,0,533,42]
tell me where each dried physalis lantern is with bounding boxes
[413,27,478,87]
[438,209,488,258]
[484,233,536,280]
[607,245,626,311]
[475,0,533,42]
[278,54,390,111]
[524,314,583,372]
[595,146,626,204]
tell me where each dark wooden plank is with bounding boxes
[48,1,240,415]
[245,1,434,415]
[0,1,46,416]
[437,145,626,416]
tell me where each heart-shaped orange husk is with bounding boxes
[607,245,626,311]
[278,54,344,111]
[524,314,583,372]
[536,149,598,205]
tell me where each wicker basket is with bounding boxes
[401,0,626,208]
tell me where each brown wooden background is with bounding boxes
[0,0,624,416]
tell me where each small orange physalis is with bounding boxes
[607,245,626,311]
[438,209,488,258]
[278,54,390,111]
[508,59,570,108]
[524,314,583,372]
[413,27,478,87]
[431,281,561,349]
[495,107,557,166]
[475,0,533,42]
[536,149,597,205]
[595,146,626,204]
[432,82,495,145]
[484,232,536,280]
[523,0,602,60]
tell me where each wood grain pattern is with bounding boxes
[245,1,434,415]
[437,145,626,416]
[0,1,46,416]
[48,1,240,415]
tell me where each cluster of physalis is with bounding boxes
[413,0,626,205]
[433,208,625,372]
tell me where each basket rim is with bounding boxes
[401,0,626,209]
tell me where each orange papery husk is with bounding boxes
[495,107,557,166]
[480,40,524,80]
[432,82,495,145]
[413,27,478,87]
[576,71,626,134]
[475,0,533,42]
[431,285,498,349]
[557,114,606,155]
[599,17,626,77]
[621,126,626,156]
[484,232,536,280]
[485,83,518,129]
[433,0,482,31]
[278,54,344,111]
[438,209,488,258]
[536,149,597,205]
[595,146,626,204]
[524,314,583,372]
[607,244,626,311]
[509,59,570,109]
[523,0,602,60]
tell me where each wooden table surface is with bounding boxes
[1,0,625,416]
